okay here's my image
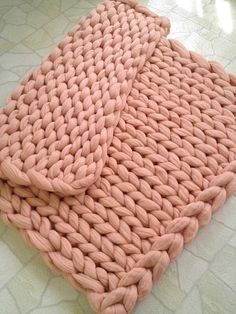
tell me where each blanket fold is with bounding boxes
[0,0,170,196]
[0,1,236,313]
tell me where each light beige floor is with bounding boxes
[0,0,236,313]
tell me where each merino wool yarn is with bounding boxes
[0,0,236,313]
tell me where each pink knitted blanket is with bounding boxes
[0,0,236,313]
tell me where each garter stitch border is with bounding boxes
[0,0,236,313]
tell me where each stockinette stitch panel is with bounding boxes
[0,0,236,313]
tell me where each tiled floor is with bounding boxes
[0,0,236,313]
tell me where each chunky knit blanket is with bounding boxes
[0,0,236,313]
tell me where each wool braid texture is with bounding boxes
[0,0,236,313]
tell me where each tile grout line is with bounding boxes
[0,251,37,292]
[7,286,22,314]
[209,269,236,294]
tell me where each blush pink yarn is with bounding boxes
[0,0,236,313]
